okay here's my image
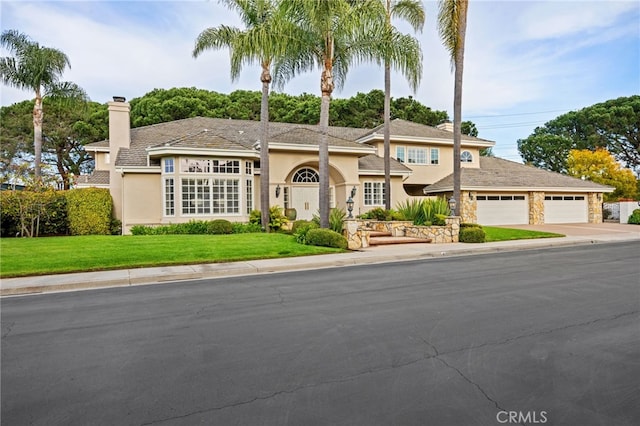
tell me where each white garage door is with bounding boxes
[476,194,529,225]
[544,195,588,223]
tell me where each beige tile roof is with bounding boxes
[362,118,494,143]
[75,170,110,185]
[358,154,412,174]
[115,117,372,167]
[269,127,366,148]
[423,157,614,193]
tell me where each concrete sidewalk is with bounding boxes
[2,224,638,296]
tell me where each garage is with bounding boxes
[544,195,588,223]
[476,194,529,225]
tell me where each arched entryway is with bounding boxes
[290,167,320,220]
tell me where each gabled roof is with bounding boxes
[358,154,412,175]
[359,118,494,145]
[423,157,614,193]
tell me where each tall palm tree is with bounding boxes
[275,0,380,228]
[437,0,468,216]
[375,0,424,210]
[0,30,85,183]
[194,0,292,232]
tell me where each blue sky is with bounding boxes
[1,0,639,162]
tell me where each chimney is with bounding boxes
[437,121,454,132]
[107,96,130,226]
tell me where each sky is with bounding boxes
[1,0,639,162]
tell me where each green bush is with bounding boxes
[459,226,486,243]
[360,207,389,221]
[249,209,262,226]
[207,219,233,234]
[293,221,319,244]
[232,222,263,233]
[395,198,450,225]
[628,209,640,225]
[0,189,68,237]
[65,188,113,235]
[460,223,482,228]
[329,207,346,233]
[305,228,348,249]
[268,206,288,231]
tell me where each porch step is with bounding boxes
[368,230,392,237]
[369,236,431,246]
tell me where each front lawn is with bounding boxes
[482,226,564,242]
[0,233,344,278]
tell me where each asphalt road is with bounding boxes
[2,242,639,426]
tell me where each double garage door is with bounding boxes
[476,193,588,225]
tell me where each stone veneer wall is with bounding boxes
[343,217,461,250]
[529,192,545,225]
[461,191,477,224]
[588,192,603,223]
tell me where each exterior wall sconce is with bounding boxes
[350,186,357,198]
[275,184,281,198]
[448,196,457,215]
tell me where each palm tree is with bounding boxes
[275,0,381,228]
[437,0,468,216]
[0,30,85,183]
[194,0,292,232]
[375,0,424,210]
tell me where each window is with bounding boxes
[105,153,111,165]
[164,158,174,173]
[164,178,174,216]
[212,160,240,174]
[407,148,427,164]
[283,187,289,209]
[245,161,253,175]
[396,146,405,163]
[430,148,439,165]
[181,178,211,214]
[245,179,253,214]
[181,158,240,174]
[461,151,473,163]
[293,168,319,183]
[212,179,239,214]
[364,182,385,206]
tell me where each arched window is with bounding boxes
[461,151,473,163]
[292,168,319,183]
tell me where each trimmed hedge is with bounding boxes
[305,228,348,249]
[459,226,486,243]
[131,220,259,235]
[628,209,640,225]
[65,188,113,235]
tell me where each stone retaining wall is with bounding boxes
[343,217,460,250]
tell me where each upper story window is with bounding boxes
[245,161,253,175]
[461,151,473,163]
[407,148,428,164]
[164,158,174,173]
[181,158,240,174]
[105,153,111,165]
[396,146,405,163]
[293,168,319,183]
[430,148,439,165]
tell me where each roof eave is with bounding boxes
[146,146,259,158]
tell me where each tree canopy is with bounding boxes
[566,149,638,201]
[518,95,640,175]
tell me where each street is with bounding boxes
[2,242,639,426]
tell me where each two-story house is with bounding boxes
[78,97,612,234]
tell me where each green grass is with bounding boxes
[0,233,344,278]
[482,226,564,242]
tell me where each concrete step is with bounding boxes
[369,236,431,246]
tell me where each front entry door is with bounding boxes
[291,186,319,220]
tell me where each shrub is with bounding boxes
[268,206,288,231]
[293,221,319,244]
[0,189,68,237]
[305,228,348,249]
[360,207,389,221]
[628,209,640,225]
[396,199,423,223]
[460,223,482,228]
[249,209,262,226]
[329,207,346,233]
[459,226,486,243]
[232,222,263,234]
[396,198,450,225]
[65,188,113,235]
[207,219,233,234]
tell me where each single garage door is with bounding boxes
[476,194,529,225]
[544,195,588,223]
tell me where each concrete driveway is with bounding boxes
[496,222,640,238]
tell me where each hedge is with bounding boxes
[1,189,68,237]
[305,228,348,249]
[65,188,113,235]
[459,226,486,243]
